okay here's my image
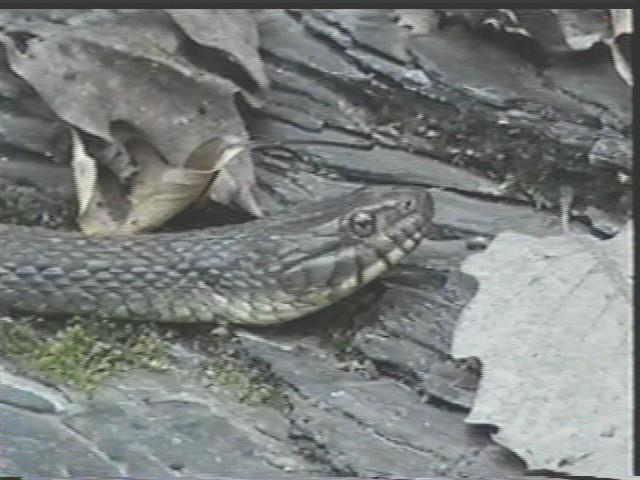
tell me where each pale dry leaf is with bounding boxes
[206,164,262,218]
[609,9,633,37]
[607,40,632,87]
[550,8,633,86]
[168,9,269,89]
[0,10,258,234]
[552,9,609,51]
[116,138,248,234]
[115,165,214,234]
[69,128,97,217]
[393,10,440,35]
[70,128,120,235]
[2,10,247,168]
[452,225,632,477]
[605,9,633,87]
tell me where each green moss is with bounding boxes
[30,324,118,389]
[0,320,42,354]
[242,384,291,412]
[202,357,292,414]
[0,317,172,392]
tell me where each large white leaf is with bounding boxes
[452,225,632,477]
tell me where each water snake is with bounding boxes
[0,186,433,325]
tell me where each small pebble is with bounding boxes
[591,223,619,239]
[466,236,489,251]
[209,325,230,337]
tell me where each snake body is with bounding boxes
[0,187,433,325]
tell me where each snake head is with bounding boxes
[228,186,434,324]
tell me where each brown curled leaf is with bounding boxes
[116,136,249,234]
[71,131,251,235]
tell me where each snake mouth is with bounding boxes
[343,205,431,292]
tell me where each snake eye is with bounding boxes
[349,211,376,237]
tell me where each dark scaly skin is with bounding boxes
[0,187,433,325]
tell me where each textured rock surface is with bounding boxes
[0,9,630,478]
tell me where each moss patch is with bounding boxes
[202,356,292,414]
[0,316,172,392]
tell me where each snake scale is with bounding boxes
[0,187,433,325]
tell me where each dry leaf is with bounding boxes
[452,225,632,477]
[70,128,121,234]
[117,136,248,233]
[69,128,97,217]
[168,9,269,89]
[606,9,633,87]
[70,129,252,234]
[393,10,440,35]
[609,9,632,37]
[0,10,261,234]
[552,9,632,86]
[553,9,609,51]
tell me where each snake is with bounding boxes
[0,186,433,325]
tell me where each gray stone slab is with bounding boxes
[234,333,523,477]
[0,8,630,479]
[0,404,124,477]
